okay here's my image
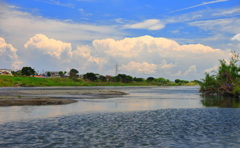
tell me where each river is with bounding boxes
[0,86,240,147]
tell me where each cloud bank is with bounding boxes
[1,34,230,79]
[93,35,229,78]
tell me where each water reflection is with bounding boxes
[0,86,204,124]
[200,95,240,108]
[1,86,240,147]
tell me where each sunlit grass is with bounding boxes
[0,75,199,87]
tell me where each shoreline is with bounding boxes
[0,88,128,106]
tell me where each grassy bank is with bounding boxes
[0,75,199,87]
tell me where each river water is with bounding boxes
[0,86,240,147]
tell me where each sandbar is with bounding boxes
[0,88,128,106]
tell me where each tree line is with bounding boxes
[11,67,202,84]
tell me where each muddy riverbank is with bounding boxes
[0,88,127,106]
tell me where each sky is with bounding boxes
[0,0,240,80]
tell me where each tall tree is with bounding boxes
[21,67,35,76]
[175,79,181,83]
[70,69,79,74]
[83,72,97,81]
[147,77,154,82]
[69,69,79,78]
[47,72,51,77]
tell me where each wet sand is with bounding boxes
[0,88,128,106]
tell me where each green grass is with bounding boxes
[0,76,86,87]
[0,75,199,87]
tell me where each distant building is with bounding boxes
[0,69,12,75]
[106,75,112,78]
[44,71,60,77]
[106,75,112,81]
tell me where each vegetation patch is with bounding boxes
[0,75,200,87]
[200,52,240,97]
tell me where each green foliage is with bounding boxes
[0,75,85,87]
[21,67,35,76]
[70,69,79,74]
[0,75,199,87]
[113,74,133,83]
[200,51,240,96]
[175,79,181,83]
[59,71,66,77]
[193,80,202,84]
[200,73,219,95]
[98,75,106,82]
[69,69,79,80]
[155,77,170,84]
[133,77,144,82]
[233,87,240,95]
[47,72,51,77]
[11,70,22,76]
[83,72,97,81]
[175,79,189,83]
[147,77,154,82]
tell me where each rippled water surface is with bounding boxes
[0,86,240,147]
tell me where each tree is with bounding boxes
[114,74,133,83]
[69,69,79,78]
[21,67,35,76]
[118,74,127,83]
[59,71,67,77]
[175,79,181,83]
[182,80,189,83]
[47,72,51,77]
[156,77,170,84]
[133,77,144,82]
[70,69,79,74]
[83,72,97,81]
[98,75,106,82]
[200,51,240,96]
[147,77,155,82]
[11,70,22,76]
[126,75,133,83]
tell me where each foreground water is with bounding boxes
[0,86,240,147]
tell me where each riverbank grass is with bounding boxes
[0,75,199,87]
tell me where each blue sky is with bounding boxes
[0,0,240,80]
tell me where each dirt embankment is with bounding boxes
[0,89,127,106]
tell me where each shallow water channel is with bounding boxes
[0,86,240,147]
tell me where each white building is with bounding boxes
[0,69,12,75]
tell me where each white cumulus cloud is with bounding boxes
[92,35,229,79]
[183,65,197,76]
[159,60,175,69]
[24,34,73,60]
[0,37,22,69]
[204,65,219,73]
[120,61,157,74]
[2,34,230,79]
[22,34,108,72]
[72,46,107,70]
